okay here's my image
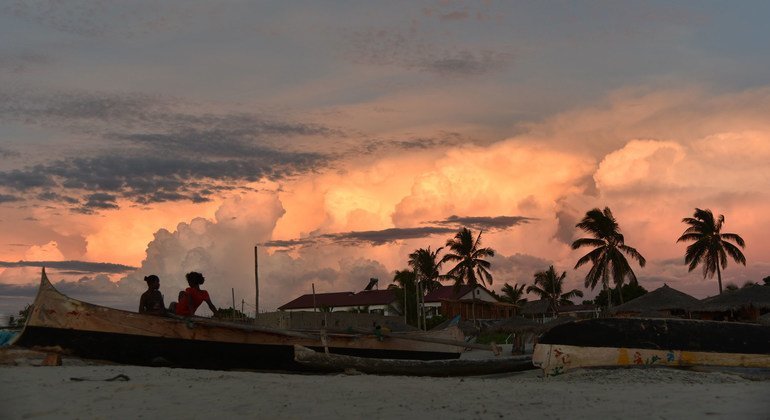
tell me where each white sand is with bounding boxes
[1,354,768,419]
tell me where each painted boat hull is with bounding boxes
[532,318,770,376]
[13,270,464,370]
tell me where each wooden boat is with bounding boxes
[293,345,534,376]
[12,269,472,370]
[532,317,770,376]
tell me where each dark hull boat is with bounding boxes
[293,345,534,376]
[532,317,770,376]
[12,270,466,371]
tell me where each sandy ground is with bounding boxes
[0,350,768,420]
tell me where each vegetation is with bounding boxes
[593,282,648,307]
[441,228,495,325]
[677,208,746,294]
[15,304,32,327]
[526,266,583,315]
[572,207,646,309]
[408,246,445,329]
[388,269,419,326]
[500,282,528,315]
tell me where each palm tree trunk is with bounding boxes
[604,280,612,311]
[717,264,723,294]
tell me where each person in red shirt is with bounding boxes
[174,271,218,317]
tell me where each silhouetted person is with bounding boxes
[174,271,217,317]
[139,275,166,315]
[168,290,185,313]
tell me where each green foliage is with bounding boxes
[215,307,251,320]
[425,314,447,330]
[476,332,511,345]
[390,269,418,326]
[594,282,648,307]
[441,228,495,288]
[15,304,33,327]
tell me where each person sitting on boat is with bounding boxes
[168,290,185,313]
[174,271,217,317]
[139,275,167,316]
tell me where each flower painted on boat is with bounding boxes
[666,352,675,363]
[633,351,643,365]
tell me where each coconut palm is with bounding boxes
[676,208,746,294]
[408,246,444,329]
[500,282,528,315]
[526,266,583,315]
[441,228,495,324]
[389,269,418,326]
[572,207,646,308]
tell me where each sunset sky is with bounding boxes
[2,1,770,316]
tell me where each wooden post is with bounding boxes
[254,246,259,315]
[312,283,317,312]
[232,288,235,310]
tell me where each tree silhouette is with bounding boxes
[526,266,583,315]
[676,208,746,294]
[500,282,528,315]
[441,228,495,324]
[572,207,646,309]
[408,246,444,329]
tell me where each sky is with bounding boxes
[2,1,770,316]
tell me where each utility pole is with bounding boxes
[254,246,259,315]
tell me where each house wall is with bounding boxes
[254,311,405,331]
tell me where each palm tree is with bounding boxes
[441,228,495,324]
[389,269,418,326]
[500,282,528,315]
[572,207,646,309]
[526,266,583,315]
[676,208,746,294]
[408,246,444,329]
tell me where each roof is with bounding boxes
[424,284,491,303]
[519,299,594,315]
[278,290,397,310]
[519,299,550,315]
[692,285,770,312]
[611,284,699,314]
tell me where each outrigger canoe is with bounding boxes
[12,269,469,370]
[533,317,770,376]
[293,345,534,376]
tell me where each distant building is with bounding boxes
[610,284,699,318]
[424,285,515,320]
[691,284,770,322]
[519,299,598,323]
[278,289,401,316]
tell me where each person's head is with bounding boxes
[144,275,160,290]
[185,271,205,288]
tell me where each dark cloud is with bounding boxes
[264,215,532,249]
[0,88,336,210]
[429,215,534,231]
[0,283,38,297]
[417,50,513,77]
[0,51,52,74]
[0,146,21,158]
[0,260,137,274]
[342,29,512,78]
[440,11,469,21]
[263,226,458,248]
[0,194,21,203]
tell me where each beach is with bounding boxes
[1,350,767,419]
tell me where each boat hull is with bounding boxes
[12,270,464,370]
[532,318,770,376]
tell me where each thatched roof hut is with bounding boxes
[692,285,770,314]
[487,316,542,334]
[610,284,699,317]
